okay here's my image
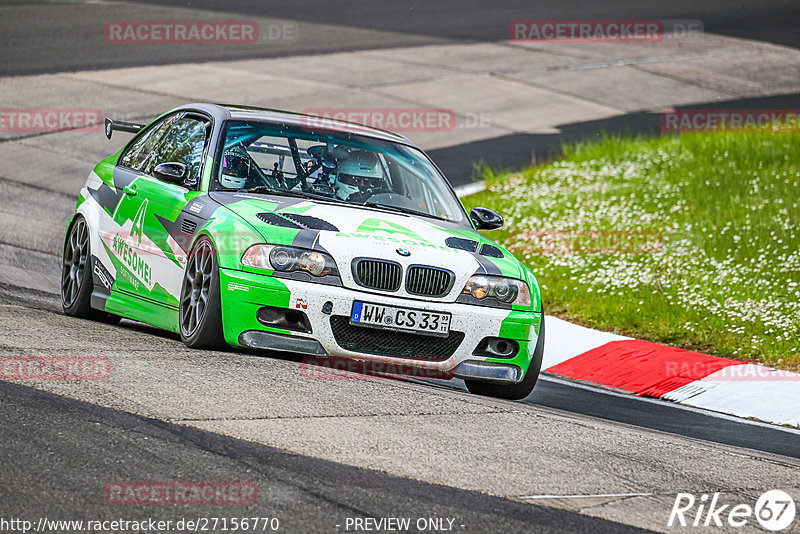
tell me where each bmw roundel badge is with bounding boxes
[396,248,411,257]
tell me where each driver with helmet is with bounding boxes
[220,145,284,190]
[333,149,387,202]
[219,146,252,189]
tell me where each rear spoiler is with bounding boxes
[104,118,143,140]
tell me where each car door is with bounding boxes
[102,113,179,300]
[130,113,212,309]
[106,112,210,311]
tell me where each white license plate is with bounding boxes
[350,301,451,337]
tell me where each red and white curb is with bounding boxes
[543,316,800,428]
[452,188,799,428]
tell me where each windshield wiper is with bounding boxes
[242,186,334,202]
[235,188,444,220]
[361,202,444,221]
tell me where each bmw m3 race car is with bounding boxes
[61,103,544,399]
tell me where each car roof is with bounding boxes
[183,103,415,146]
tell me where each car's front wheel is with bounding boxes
[179,236,224,349]
[465,317,545,400]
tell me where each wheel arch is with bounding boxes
[189,207,265,271]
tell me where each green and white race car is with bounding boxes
[62,103,544,399]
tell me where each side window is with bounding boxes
[118,115,178,170]
[146,117,209,186]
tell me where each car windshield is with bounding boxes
[212,120,465,222]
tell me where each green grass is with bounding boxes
[463,131,800,368]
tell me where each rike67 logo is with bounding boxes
[669,490,795,531]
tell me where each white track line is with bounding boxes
[417,373,800,436]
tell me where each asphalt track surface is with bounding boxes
[1,1,800,532]
[0,381,646,533]
[2,0,800,74]
[1,285,798,532]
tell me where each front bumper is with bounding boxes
[219,268,542,383]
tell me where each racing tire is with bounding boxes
[179,236,225,349]
[465,316,545,401]
[61,215,117,322]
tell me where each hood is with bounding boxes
[210,192,524,300]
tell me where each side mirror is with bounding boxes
[470,207,503,230]
[153,162,187,184]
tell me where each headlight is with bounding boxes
[462,276,530,306]
[242,245,339,277]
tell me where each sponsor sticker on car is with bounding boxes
[350,301,450,337]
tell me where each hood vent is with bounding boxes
[445,237,503,258]
[445,237,478,252]
[256,212,301,229]
[281,213,338,231]
[256,212,338,231]
[479,244,504,258]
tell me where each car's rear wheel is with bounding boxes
[179,236,224,349]
[61,216,119,323]
[465,317,545,400]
